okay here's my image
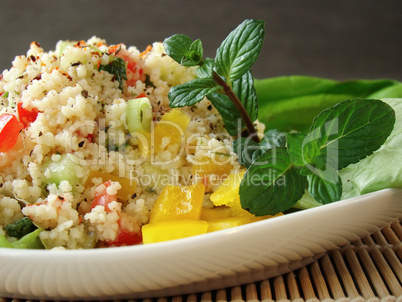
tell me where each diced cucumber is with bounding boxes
[55,40,76,58]
[0,233,13,248]
[42,153,80,189]
[11,229,45,249]
[126,97,152,133]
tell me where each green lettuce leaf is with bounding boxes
[340,98,402,199]
[255,76,402,132]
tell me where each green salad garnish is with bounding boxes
[163,19,399,216]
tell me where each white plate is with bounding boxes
[1,189,401,301]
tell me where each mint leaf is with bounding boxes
[215,19,265,83]
[307,166,342,204]
[196,57,214,78]
[232,137,260,168]
[233,129,286,168]
[182,39,203,66]
[232,70,258,122]
[208,71,258,135]
[304,99,396,170]
[286,132,307,167]
[259,129,286,152]
[168,78,220,107]
[163,34,203,67]
[207,93,240,135]
[248,129,287,163]
[239,147,307,216]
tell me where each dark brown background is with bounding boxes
[1,0,401,81]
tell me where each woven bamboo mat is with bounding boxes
[1,219,401,302]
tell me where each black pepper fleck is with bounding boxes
[81,90,89,98]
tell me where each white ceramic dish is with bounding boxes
[0,188,401,301]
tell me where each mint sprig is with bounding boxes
[215,19,265,83]
[164,19,264,141]
[163,19,396,217]
[239,147,307,215]
[241,98,395,215]
[162,34,203,67]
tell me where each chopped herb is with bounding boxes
[144,74,156,88]
[98,56,127,90]
[145,187,157,194]
[4,217,37,239]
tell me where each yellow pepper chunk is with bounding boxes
[153,108,190,150]
[160,108,191,132]
[135,108,190,156]
[206,216,249,233]
[200,206,243,232]
[192,158,233,179]
[150,183,205,223]
[200,206,232,221]
[85,170,137,200]
[207,171,282,232]
[210,171,246,215]
[201,206,283,233]
[142,220,209,244]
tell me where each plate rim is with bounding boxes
[0,188,400,257]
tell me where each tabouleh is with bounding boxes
[2,18,396,250]
[0,37,270,249]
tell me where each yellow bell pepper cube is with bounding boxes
[201,207,246,232]
[192,158,233,180]
[142,220,209,244]
[200,206,232,221]
[153,108,190,150]
[205,216,249,232]
[134,108,190,156]
[205,214,283,233]
[150,183,205,223]
[210,171,246,215]
[201,206,283,233]
[85,170,137,201]
[160,108,191,132]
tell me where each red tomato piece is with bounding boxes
[111,47,145,86]
[0,113,23,152]
[106,228,143,247]
[135,93,146,99]
[90,180,116,212]
[17,101,39,127]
